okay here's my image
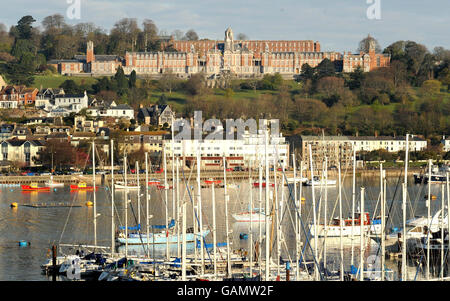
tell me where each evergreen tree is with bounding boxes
[129,70,137,88]
[114,66,129,96]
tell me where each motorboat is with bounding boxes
[232,208,271,223]
[70,182,97,191]
[304,176,337,187]
[114,181,139,190]
[21,183,50,191]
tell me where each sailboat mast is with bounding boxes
[292,154,299,280]
[145,152,150,258]
[401,134,409,280]
[223,156,231,277]
[381,164,385,281]
[176,155,181,258]
[427,159,431,280]
[124,155,128,258]
[181,170,187,281]
[163,150,169,261]
[196,142,205,275]
[351,147,356,267]
[111,139,115,256]
[92,141,97,248]
[264,128,270,280]
[258,160,263,277]
[308,144,319,280]
[339,159,344,281]
[360,187,365,281]
[136,161,140,226]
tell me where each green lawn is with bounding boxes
[33,74,99,89]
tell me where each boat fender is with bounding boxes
[18,240,29,247]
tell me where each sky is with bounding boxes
[1,0,449,53]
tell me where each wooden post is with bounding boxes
[52,245,57,281]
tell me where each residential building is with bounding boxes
[137,104,174,126]
[0,85,38,106]
[292,135,427,170]
[87,101,135,120]
[163,126,289,169]
[442,136,450,152]
[0,139,45,167]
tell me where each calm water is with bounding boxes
[0,175,446,281]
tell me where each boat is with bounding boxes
[156,184,173,190]
[370,209,448,253]
[413,165,449,184]
[114,181,139,190]
[304,176,337,186]
[286,177,308,184]
[21,183,51,191]
[310,212,382,237]
[148,179,161,186]
[252,182,275,188]
[45,176,64,187]
[70,182,98,191]
[204,178,221,185]
[116,220,211,245]
[232,208,271,222]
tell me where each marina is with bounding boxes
[1,155,449,281]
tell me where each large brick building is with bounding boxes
[50,27,390,78]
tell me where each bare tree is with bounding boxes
[357,35,382,53]
[237,33,248,40]
[184,29,199,41]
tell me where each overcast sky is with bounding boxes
[2,0,449,52]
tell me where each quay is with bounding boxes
[0,167,422,185]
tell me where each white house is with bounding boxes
[442,136,450,152]
[87,102,134,119]
[50,91,89,114]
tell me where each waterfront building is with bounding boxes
[163,125,289,169]
[291,135,427,170]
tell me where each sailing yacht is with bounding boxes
[310,212,382,237]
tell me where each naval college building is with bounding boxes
[50,27,390,78]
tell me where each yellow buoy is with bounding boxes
[301,197,306,201]
[86,201,94,207]
[10,202,18,208]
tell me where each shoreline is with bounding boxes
[0,167,425,185]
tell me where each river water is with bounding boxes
[0,175,447,281]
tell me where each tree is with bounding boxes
[237,33,248,40]
[59,79,82,94]
[159,70,178,94]
[129,70,137,88]
[184,29,199,41]
[421,80,442,94]
[113,66,129,96]
[357,35,382,53]
[315,59,336,79]
[157,93,168,105]
[185,73,206,95]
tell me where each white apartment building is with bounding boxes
[351,136,427,152]
[163,129,289,169]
